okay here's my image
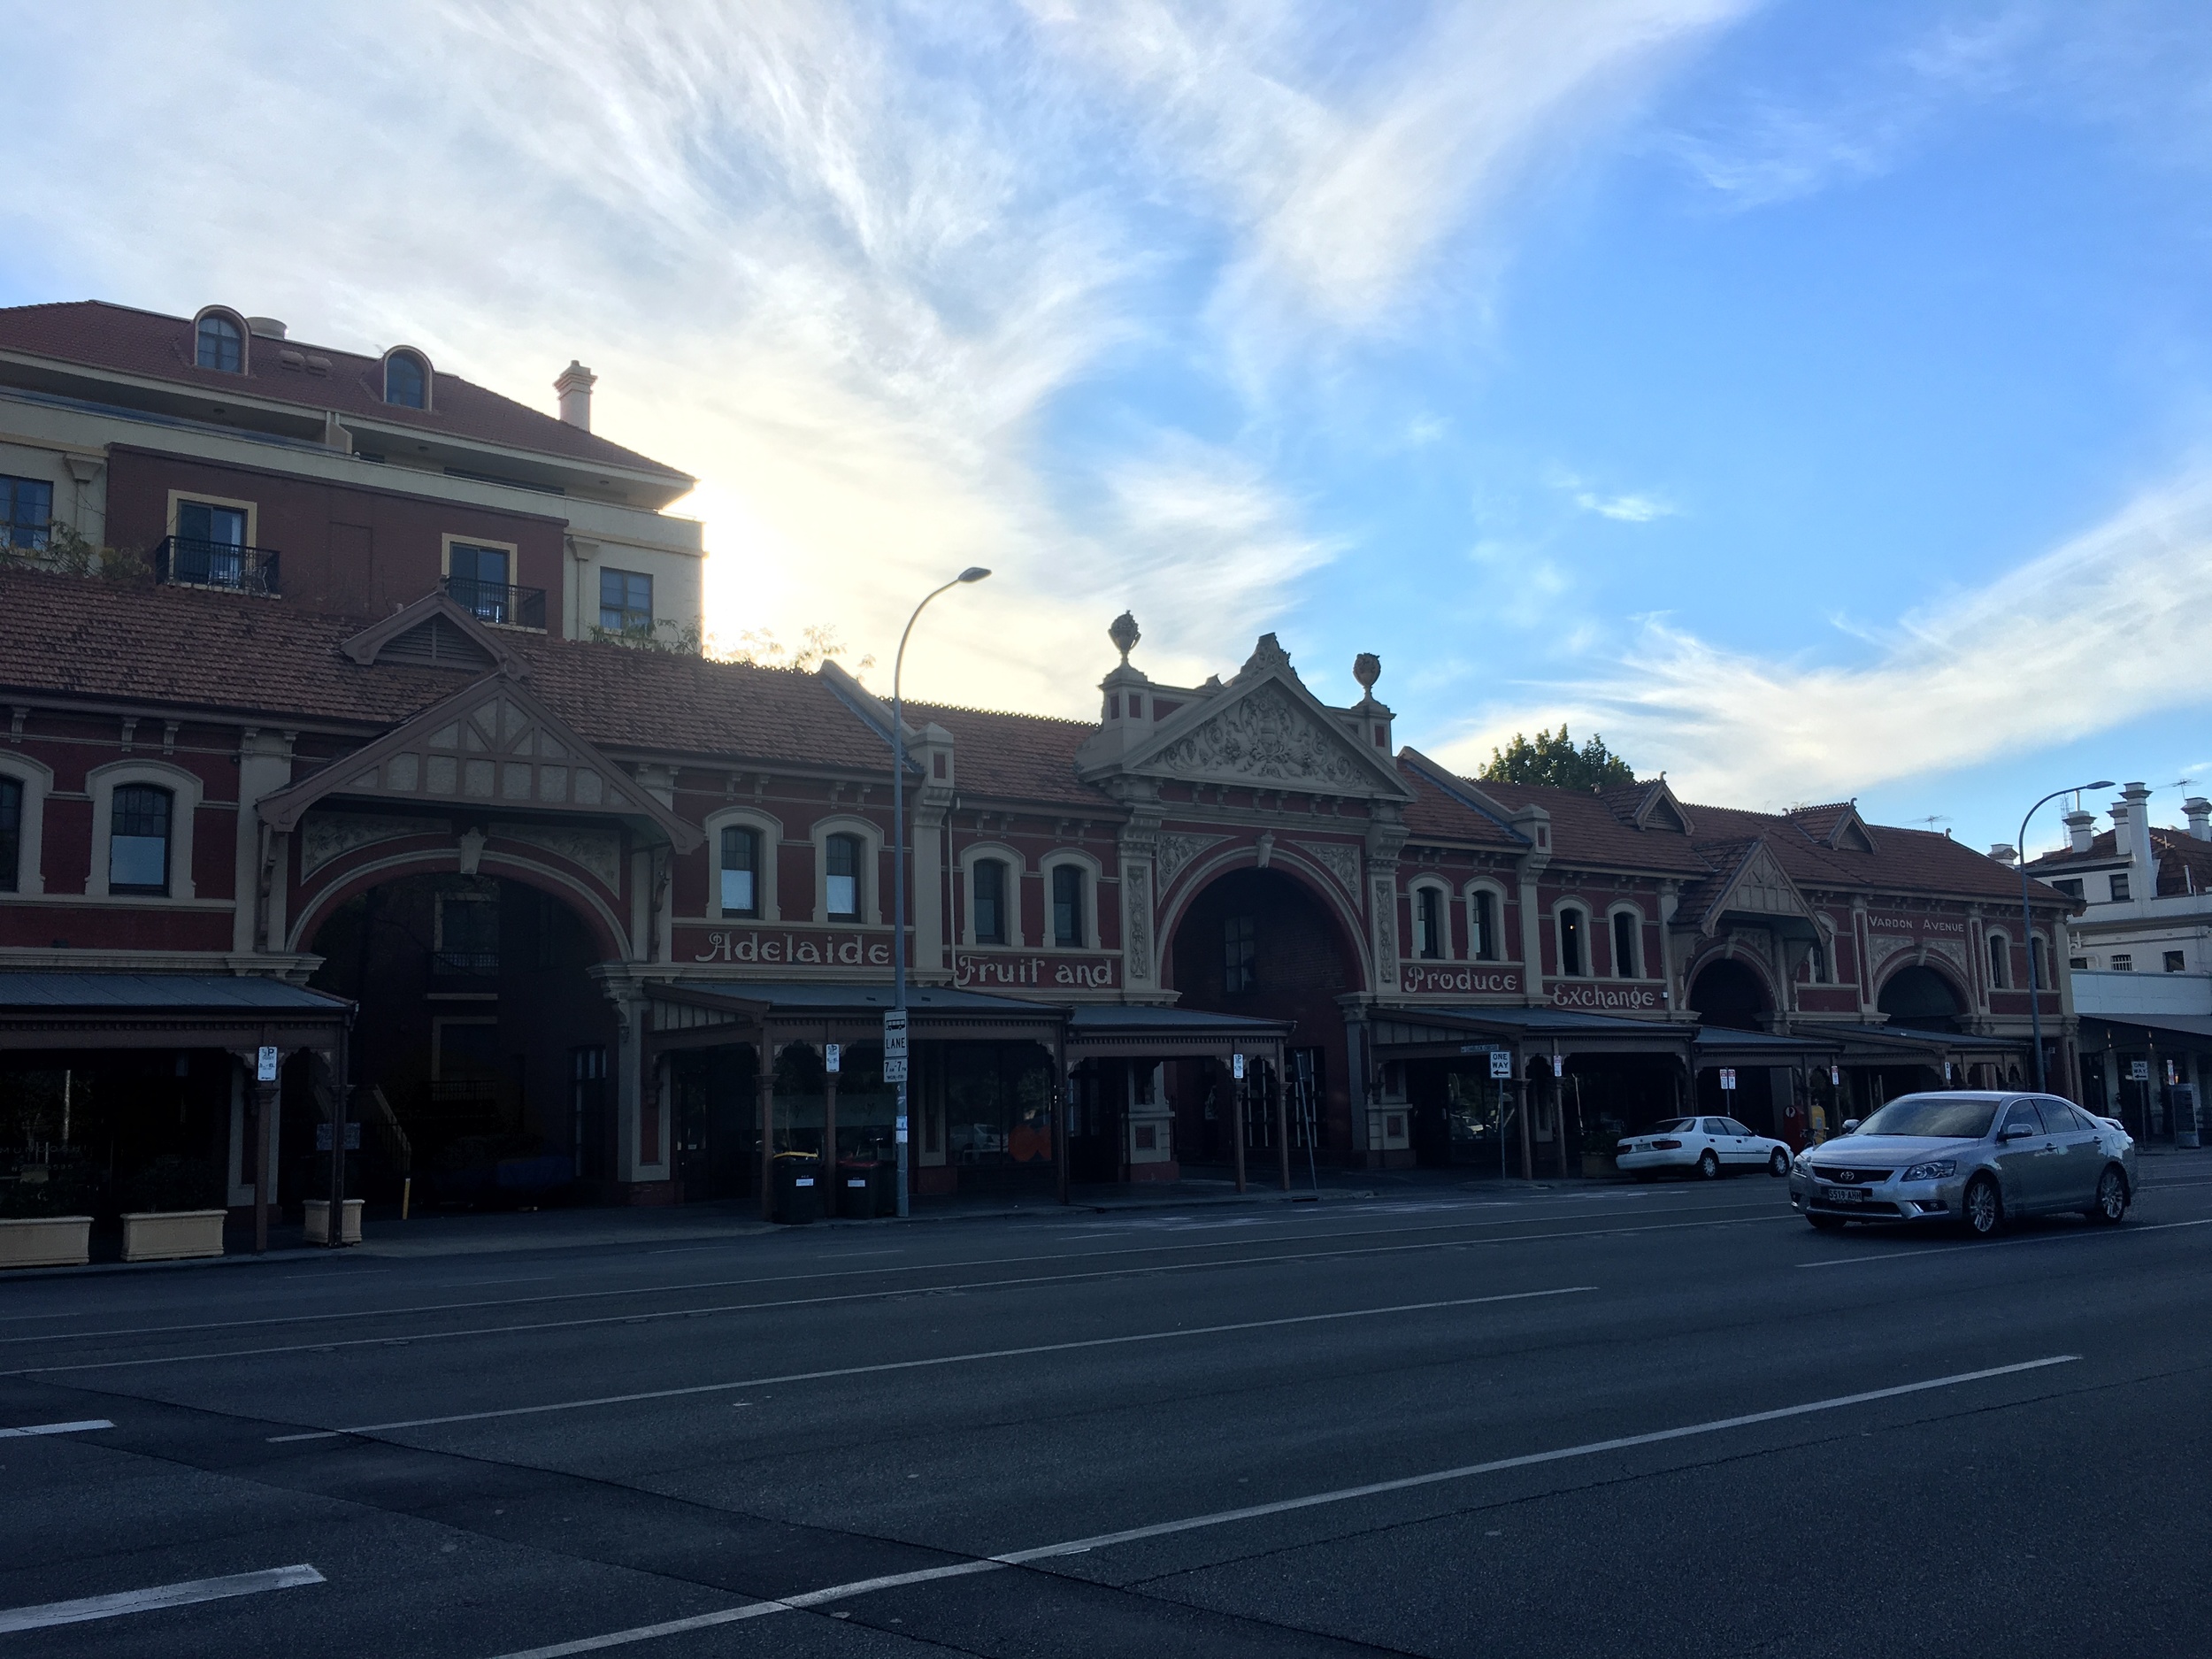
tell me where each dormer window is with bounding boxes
[385,349,429,409]
[196,312,243,373]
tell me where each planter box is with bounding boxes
[1581,1154,1619,1179]
[0,1215,94,1269]
[121,1210,227,1263]
[303,1198,364,1246]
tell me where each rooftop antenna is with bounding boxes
[1913,814,1950,833]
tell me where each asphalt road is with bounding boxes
[4,1164,2211,1658]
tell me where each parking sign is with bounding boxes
[883,1010,909,1084]
[257,1046,278,1083]
[1719,1067,1737,1091]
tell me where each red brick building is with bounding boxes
[0,301,2083,1221]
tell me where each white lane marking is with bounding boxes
[0,1563,324,1634]
[22,1212,1778,1379]
[265,1286,1596,1442]
[1797,1215,2212,1268]
[485,1355,2078,1659]
[3,1202,1771,1351]
[0,1418,111,1439]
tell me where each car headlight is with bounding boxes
[1901,1159,1956,1182]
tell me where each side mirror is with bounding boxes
[1839,1118,1861,1134]
[1999,1122,2034,1141]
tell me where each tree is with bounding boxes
[1479,726,1636,791]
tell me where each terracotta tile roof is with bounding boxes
[901,702,1111,810]
[0,300,689,483]
[1471,779,1710,874]
[0,567,885,770]
[2028,826,2212,898]
[1397,763,1525,848]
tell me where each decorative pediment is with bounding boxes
[1101,644,1412,801]
[257,672,702,851]
[1701,841,1815,933]
[1633,780,1693,834]
[1789,799,1877,854]
[341,590,520,674]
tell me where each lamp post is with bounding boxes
[892,566,990,1218]
[2019,780,2113,1093]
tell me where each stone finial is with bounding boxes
[1109,611,1141,664]
[1352,652,1381,695]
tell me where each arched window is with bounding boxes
[196,312,242,373]
[1806,940,1831,984]
[1986,933,2010,990]
[0,775,19,893]
[1558,906,1587,977]
[384,349,428,409]
[719,825,761,917]
[1611,910,1640,978]
[2030,936,2048,990]
[1052,864,1085,947]
[1469,889,1499,962]
[825,833,863,921]
[109,784,173,895]
[973,857,1008,944]
[1413,886,1445,959]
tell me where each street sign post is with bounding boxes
[257,1046,279,1083]
[883,1010,909,1084]
[1488,1050,1512,1080]
[1720,1067,1738,1092]
[825,1042,841,1074]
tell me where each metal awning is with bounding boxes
[1822,1023,2026,1059]
[1064,1004,1290,1063]
[1692,1026,1843,1066]
[0,972,352,1053]
[1368,1004,1696,1061]
[2076,1013,2212,1046]
[644,980,1065,1053]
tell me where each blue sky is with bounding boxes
[6,1,2212,856]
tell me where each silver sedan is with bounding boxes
[1788,1091,2136,1238]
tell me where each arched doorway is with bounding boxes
[1165,866,1359,1166]
[1688,958,1770,1031]
[309,872,617,1209]
[1878,964,1964,1033]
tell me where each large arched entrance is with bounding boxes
[309,872,617,1210]
[1689,956,1777,1126]
[1688,958,1770,1032]
[1878,964,1964,1033]
[1165,866,1360,1167]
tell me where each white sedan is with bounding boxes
[1616,1116,1793,1180]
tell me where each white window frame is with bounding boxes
[1606,902,1644,979]
[703,806,781,921]
[1463,879,1509,962]
[1555,901,1591,979]
[381,345,435,411]
[1040,849,1104,951]
[959,842,1025,947]
[86,759,202,900]
[813,816,884,926]
[0,750,51,895]
[1408,875,1453,960]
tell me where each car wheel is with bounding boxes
[1696,1149,1721,1180]
[1768,1148,1791,1177]
[1962,1174,2003,1238]
[1808,1213,1844,1232]
[2086,1165,2129,1225]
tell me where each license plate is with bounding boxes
[1821,1186,1864,1203]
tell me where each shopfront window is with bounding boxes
[943,1042,1055,1169]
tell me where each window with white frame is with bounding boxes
[1051,864,1085,948]
[973,857,1009,944]
[196,312,243,373]
[1413,886,1445,959]
[1469,888,1500,961]
[1610,910,1640,978]
[2110,873,2131,902]
[825,833,864,921]
[719,825,761,918]
[108,784,173,895]
[1558,905,1587,977]
[0,776,19,892]
[1807,939,1831,984]
[1986,933,2010,989]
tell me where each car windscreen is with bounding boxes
[1854,1097,1997,1140]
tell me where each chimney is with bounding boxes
[2120,781,2157,895]
[1988,843,2017,866]
[2064,808,2094,854]
[2187,797,2212,841]
[245,316,287,340]
[555,360,596,431]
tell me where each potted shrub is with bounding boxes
[1579,1126,1623,1179]
[0,1161,100,1269]
[120,1156,227,1263]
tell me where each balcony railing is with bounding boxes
[443,575,546,631]
[153,535,280,595]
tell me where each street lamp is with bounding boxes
[2019,780,2114,1092]
[892,566,990,1217]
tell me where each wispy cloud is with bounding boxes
[1434,466,2212,805]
